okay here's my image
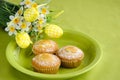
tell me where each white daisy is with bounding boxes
[18,21,31,32]
[38,6,49,15]
[31,2,38,8]
[9,15,23,27]
[20,0,34,8]
[5,25,17,36]
[38,17,46,25]
[33,24,43,33]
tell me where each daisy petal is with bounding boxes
[6,22,10,25]
[5,27,9,31]
[27,22,31,26]
[15,13,19,17]
[21,6,23,11]
[8,32,13,36]
[16,25,20,29]
[14,31,17,35]
[40,14,45,18]
[26,27,29,31]
[20,2,24,5]
[26,5,31,8]
[9,15,14,20]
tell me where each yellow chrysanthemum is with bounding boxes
[45,24,63,38]
[15,32,32,48]
[24,7,39,22]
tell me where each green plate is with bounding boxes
[6,31,101,80]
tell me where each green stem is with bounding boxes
[37,3,48,8]
[12,5,16,11]
[52,10,64,19]
[37,0,51,8]
[2,6,13,15]
[3,3,11,13]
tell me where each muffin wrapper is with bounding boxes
[32,61,61,74]
[61,59,81,68]
[37,66,59,74]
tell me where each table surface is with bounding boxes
[0,0,120,80]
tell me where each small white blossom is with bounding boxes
[5,24,17,36]
[38,17,46,25]
[20,0,37,8]
[18,21,31,32]
[9,15,23,27]
[33,24,43,33]
[38,6,49,15]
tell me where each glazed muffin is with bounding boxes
[32,53,61,74]
[57,45,84,68]
[32,40,58,55]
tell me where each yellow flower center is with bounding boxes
[38,19,43,24]
[10,26,15,32]
[13,18,20,24]
[42,8,47,14]
[37,25,42,30]
[25,0,31,5]
[32,3,38,8]
[21,23,27,29]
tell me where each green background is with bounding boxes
[0,0,120,80]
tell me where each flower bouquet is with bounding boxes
[0,0,64,48]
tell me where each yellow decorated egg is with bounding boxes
[15,32,32,48]
[45,24,63,38]
[24,7,39,22]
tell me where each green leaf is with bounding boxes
[0,0,19,28]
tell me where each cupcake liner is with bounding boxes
[33,62,60,74]
[61,58,81,68]
[37,66,60,74]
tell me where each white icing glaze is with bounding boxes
[33,40,58,53]
[58,46,84,59]
[33,53,60,66]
